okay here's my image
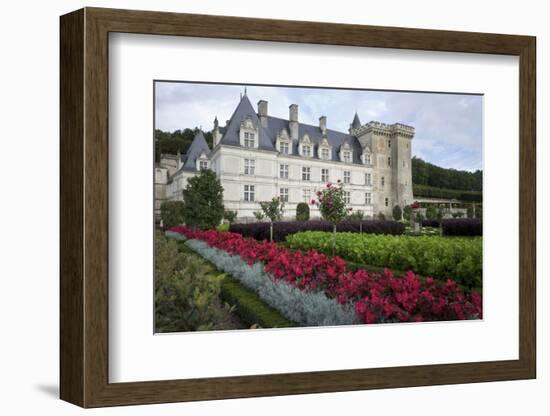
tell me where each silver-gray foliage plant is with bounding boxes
[183,239,359,327]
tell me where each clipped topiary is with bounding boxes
[296,202,310,221]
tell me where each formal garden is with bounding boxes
[157,170,482,332]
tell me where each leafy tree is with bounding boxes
[296,203,310,221]
[181,169,224,229]
[377,212,386,220]
[259,197,285,241]
[403,205,412,221]
[425,205,437,220]
[253,211,265,221]
[392,205,402,221]
[155,127,214,162]
[411,156,482,192]
[223,210,237,224]
[160,200,185,229]
[467,205,474,219]
[348,210,364,220]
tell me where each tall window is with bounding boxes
[279,164,289,179]
[244,132,255,148]
[365,192,372,205]
[321,148,330,160]
[280,142,289,154]
[403,160,406,168]
[199,160,208,170]
[321,168,329,182]
[302,167,311,181]
[365,173,372,186]
[385,197,389,207]
[388,139,391,148]
[280,188,289,202]
[381,176,385,187]
[365,153,371,165]
[303,145,312,157]
[244,159,255,175]
[343,151,351,163]
[343,170,351,184]
[387,157,391,167]
[302,188,311,203]
[344,191,351,204]
[244,185,255,202]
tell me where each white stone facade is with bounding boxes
[161,95,415,221]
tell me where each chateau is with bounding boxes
[155,93,415,220]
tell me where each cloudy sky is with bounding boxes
[155,82,483,171]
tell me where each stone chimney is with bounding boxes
[289,104,299,140]
[258,100,268,128]
[319,116,327,134]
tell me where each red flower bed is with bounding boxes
[169,226,482,323]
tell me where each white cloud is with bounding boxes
[155,82,482,171]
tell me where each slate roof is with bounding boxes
[217,94,275,151]
[351,112,362,130]
[178,130,211,172]
[218,95,364,164]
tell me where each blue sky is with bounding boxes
[155,82,483,172]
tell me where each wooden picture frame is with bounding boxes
[60,7,536,408]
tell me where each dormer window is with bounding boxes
[244,132,255,148]
[280,142,289,154]
[239,117,259,149]
[318,136,332,161]
[196,152,209,171]
[361,147,372,165]
[340,142,353,163]
[276,128,291,155]
[299,134,313,158]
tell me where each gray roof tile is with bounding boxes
[219,96,365,165]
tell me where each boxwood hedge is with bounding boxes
[229,219,404,242]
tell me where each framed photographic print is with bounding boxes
[60,7,536,408]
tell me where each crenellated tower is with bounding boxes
[351,116,414,216]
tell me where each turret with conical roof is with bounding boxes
[350,111,361,130]
[182,129,211,171]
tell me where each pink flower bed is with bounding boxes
[170,226,482,324]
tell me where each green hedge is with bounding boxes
[175,241,295,329]
[286,231,482,288]
[413,184,482,203]
[220,278,295,328]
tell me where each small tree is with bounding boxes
[296,203,310,221]
[426,205,437,220]
[392,205,402,221]
[311,181,349,255]
[160,200,185,229]
[181,169,224,229]
[403,205,412,221]
[253,211,265,222]
[467,205,474,218]
[377,212,386,220]
[348,210,365,233]
[223,209,237,225]
[259,197,285,241]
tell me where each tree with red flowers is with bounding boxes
[311,181,350,255]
